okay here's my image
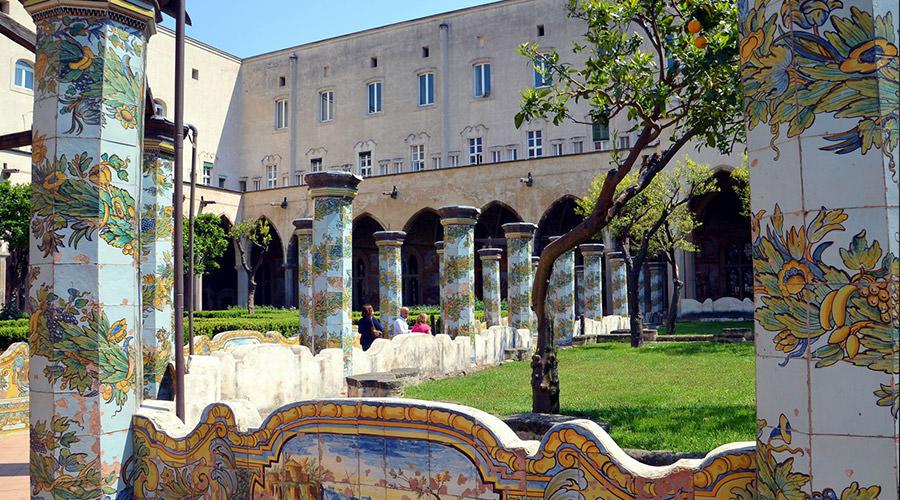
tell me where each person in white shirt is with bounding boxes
[391,307,410,336]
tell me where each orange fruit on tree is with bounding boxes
[694,35,708,49]
[687,19,702,34]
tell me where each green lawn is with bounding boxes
[404,342,756,453]
[657,320,753,335]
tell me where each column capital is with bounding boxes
[306,171,362,198]
[606,251,625,260]
[438,205,480,226]
[531,256,541,265]
[435,241,444,254]
[23,0,158,34]
[374,231,407,246]
[292,217,313,235]
[502,222,538,238]
[579,243,605,256]
[477,248,503,260]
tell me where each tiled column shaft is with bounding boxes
[580,244,605,320]
[307,172,361,375]
[439,206,480,337]
[435,241,446,335]
[575,265,585,316]
[548,239,575,344]
[607,252,629,316]
[292,218,313,348]
[647,262,666,324]
[478,248,503,327]
[26,1,155,495]
[502,223,537,331]
[374,231,405,334]
[531,256,540,332]
[741,0,898,491]
[140,118,175,400]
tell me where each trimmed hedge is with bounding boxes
[0,326,28,350]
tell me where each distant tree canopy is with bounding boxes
[187,213,229,276]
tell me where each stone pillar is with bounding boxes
[477,248,502,327]
[292,218,313,348]
[435,241,446,335]
[140,118,175,400]
[574,264,585,316]
[607,252,629,316]
[580,243,605,320]
[742,0,898,491]
[438,206,480,337]
[193,274,203,312]
[502,223,537,331]
[306,172,361,374]
[374,231,405,334]
[548,237,575,344]
[25,1,155,494]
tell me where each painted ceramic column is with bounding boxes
[741,0,898,491]
[607,252,629,316]
[478,248,503,327]
[502,223,537,331]
[25,0,155,495]
[547,237,575,344]
[438,206,480,337]
[435,241,446,335]
[580,243,605,320]
[306,172,361,375]
[646,261,667,325]
[374,231,405,335]
[140,117,175,400]
[530,256,540,332]
[292,218,313,349]
[574,265,585,316]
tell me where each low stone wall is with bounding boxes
[130,398,757,498]
[678,297,754,320]
[181,326,531,424]
[0,342,28,435]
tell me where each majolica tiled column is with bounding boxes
[374,231,405,335]
[574,265,584,316]
[530,256,540,331]
[306,172,361,375]
[580,244,605,320]
[547,238,575,344]
[742,0,898,491]
[502,223,537,331]
[25,0,155,495]
[478,248,502,327]
[439,206,480,337]
[140,118,175,400]
[607,252,629,316]
[292,218,313,349]
[435,241,446,335]
[646,262,667,325]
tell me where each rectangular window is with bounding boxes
[573,141,583,154]
[14,60,34,90]
[367,81,382,114]
[239,179,247,192]
[533,56,552,88]
[468,137,483,165]
[507,148,518,161]
[392,160,403,174]
[449,154,459,167]
[379,161,390,176]
[310,158,323,173]
[218,176,226,188]
[358,151,372,177]
[619,135,631,150]
[474,63,491,97]
[319,91,334,122]
[275,99,288,129]
[294,173,303,186]
[252,178,261,191]
[266,165,277,188]
[410,145,425,171]
[591,120,609,142]
[202,161,213,185]
[432,157,441,169]
[418,73,434,106]
[491,150,501,163]
[527,130,543,158]
[552,143,563,156]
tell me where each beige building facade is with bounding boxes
[1,0,749,318]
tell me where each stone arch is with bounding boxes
[202,215,239,310]
[401,208,443,306]
[251,216,286,308]
[352,213,386,311]
[474,201,522,300]
[688,169,751,302]
[535,195,584,255]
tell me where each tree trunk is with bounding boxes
[9,249,27,312]
[624,257,644,347]
[248,281,257,314]
[664,250,681,336]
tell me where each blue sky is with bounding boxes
[162,0,499,58]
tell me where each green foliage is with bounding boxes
[579,158,718,257]
[405,341,755,452]
[730,159,751,216]
[0,181,30,251]
[515,0,743,155]
[187,213,229,276]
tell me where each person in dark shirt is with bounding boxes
[357,304,383,351]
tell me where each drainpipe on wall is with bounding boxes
[439,22,450,167]
[289,53,298,184]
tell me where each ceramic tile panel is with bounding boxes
[293,218,314,348]
[607,252,629,316]
[375,231,406,334]
[478,248,503,328]
[580,244,605,321]
[502,223,537,332]
[547,244,575,344]
[436,241,446,335]
[439,206,480,337]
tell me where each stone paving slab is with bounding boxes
[0,433,29,500]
